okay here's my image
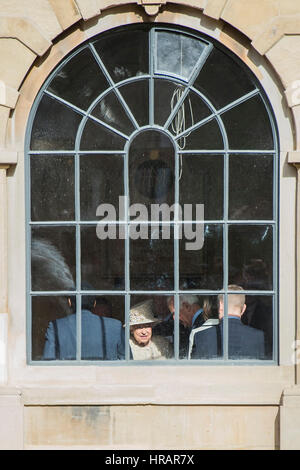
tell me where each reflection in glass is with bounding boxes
[47,48,109,110]
[175,118,223,150]
[119,80,149,127]
[222,95,274,150]
[130,225,174,291]
[30,94,82,150]
[242,295,273,359]
[156,31,206,79]
[229,154,273,220]
[81,295,125,360]
[31,226,76,291]
[80,118,126,151]
[80,154,124,221]
[129,295,174,360]
[129,130,175,213]
[194,47,255,109]
[228,225,273,290]
[32,295,76,361]
[81,225,125,290]
[94,28,149,82]
[179,224,223,290]
[179,154,224,220]
[91,92,135,135]
[31,155,75,221]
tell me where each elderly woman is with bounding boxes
[129,300,172,360]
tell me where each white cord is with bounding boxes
[170,87,194,179]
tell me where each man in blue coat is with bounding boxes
[43,295,125,361]
[191,285,265,360]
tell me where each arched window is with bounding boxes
[27,24,278,364]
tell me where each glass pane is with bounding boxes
[91,92,135,135]
[93,28,149,82]
[179,224,223,290]
[229,154,273,220]
[81,295,125,360]
[80,118,126,151]
[81,225,125,290]
[222,95,274,150]
[47,48,109,110]
[226,291,270,360]
[31,155,75,221]
[156,31,206,79]
[31,226,76,291]
[194,47,255,109]
[169,89,211,140]
[129,130,175,213]
[80,154,124,221]
[179,154,224,220]
[174,119,224,151]
[228,225,273,290]
[242,295,273,360]
[30,94,82,150]
[119,80,149,127]
[179,295,221,360]
[129,295,174,360]
[154,80,186,126]
[33,295,77,361]
[130,224,174,290]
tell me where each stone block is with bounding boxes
[111,405,278,449]
[23,404,279,449]
[0,391,23,449]
[0,0,62,40]
[0,16,52,56]
[221,0,279,40]
[204,0,228,20]
[280,387,300,450]
[266,35,300,90]
[74,0,101,20]
[0,38,36,90]
[279,0,300,16]
[0,151,18,165]
[24,406,111,447]
[252,16,300,55]
[0,84,19,110]
[48,0,82,31]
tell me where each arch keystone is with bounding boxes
[138,0,166,16]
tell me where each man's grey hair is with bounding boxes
[166,294,200,307]
[179,294,200,307]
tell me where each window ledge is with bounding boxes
[19,366,293,406]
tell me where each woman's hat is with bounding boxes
[129,299,159,326]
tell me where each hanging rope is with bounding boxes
[170,87,194,179]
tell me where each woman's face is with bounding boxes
[131,323,153,346]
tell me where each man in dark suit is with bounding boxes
[191,285,265,360]
[153,294,206,358]
[43,295,125,361]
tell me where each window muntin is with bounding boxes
[27,25,278,364]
